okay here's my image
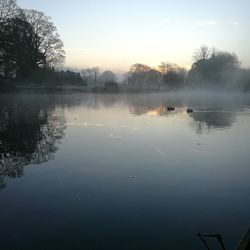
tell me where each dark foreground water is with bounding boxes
[0,92,250,250]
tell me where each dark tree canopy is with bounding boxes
[0,17,44,78]
[23,9,65,66]
[188,46,240,88]
[0,4,65,82]
[158,62,187,89]
[0,0,21,21]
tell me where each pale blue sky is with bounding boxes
[18,0,250,71]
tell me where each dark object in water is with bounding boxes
[196,232,226,250]
[187,108,194,113]
[236,227,250,250]
[167,106,175,111]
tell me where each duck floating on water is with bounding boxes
[167,106,175,111]
[187,108,194,113]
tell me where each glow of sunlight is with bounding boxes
[146,106,169,117]
[147,110,160,117]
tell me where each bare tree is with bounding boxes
[130,63,151,73]
[0,0,21,21]
[157,62,186,88]
[81,67,99,87]
[23,9,65,66]
[158,62,178,75]
[124,64,161,90]
[210,47,219,58]
[146,69,162,89]
[193,45,211,61]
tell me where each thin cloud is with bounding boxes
[196,20,218,26]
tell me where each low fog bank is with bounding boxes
[1,91,249,139]
[52,49,250,93]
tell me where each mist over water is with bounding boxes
[0,92,250,249]
[1,0,250,249]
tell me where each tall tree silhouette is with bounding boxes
[0,17,46,78]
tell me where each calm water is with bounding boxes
[0,92,250,250]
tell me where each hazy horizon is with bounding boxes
[1,1,250,248]
[17,0,250,72]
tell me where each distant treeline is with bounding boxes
[122,46,250,92]
[1,1,249,92]
[80,47,250,92]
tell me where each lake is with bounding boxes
[0,92,250,250]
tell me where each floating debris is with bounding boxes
[192,149,210,154]
[147,144,165,156]
[108,134,122,139]
[125,176,139,179]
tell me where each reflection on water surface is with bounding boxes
[0,92,250,250]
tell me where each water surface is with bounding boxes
[0,92,250,250]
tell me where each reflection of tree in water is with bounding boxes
[186,93,250,133]
[127,94,184,116]
[0,95,66,189]
[128,98,236,131]
[189,111,235,134]
[129,104,168,116]
[126,93,249,134]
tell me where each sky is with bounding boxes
[18,0,250,72]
